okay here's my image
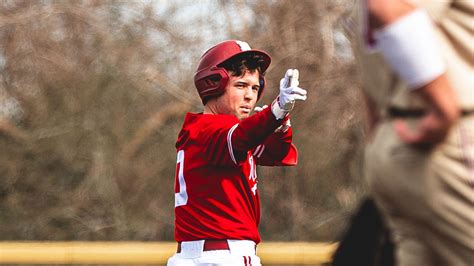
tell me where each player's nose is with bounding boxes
[244,86,256,100]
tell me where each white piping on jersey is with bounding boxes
[227,123,239,165]
[253,144,265,158]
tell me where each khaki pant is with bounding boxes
[365,115,474,266]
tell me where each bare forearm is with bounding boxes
[394,75,460,147]
[416,75,459,124]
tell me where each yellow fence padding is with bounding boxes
[0,241,337,264]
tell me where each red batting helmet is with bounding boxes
[194,40,271,104]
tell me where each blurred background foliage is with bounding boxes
[0,0,367,242]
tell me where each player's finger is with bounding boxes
[290,79,300,88]
[284,69,295,87]
[292,94,307,101]
[394,119,422,143]
[290,87,307,96]
[291,69,299,87]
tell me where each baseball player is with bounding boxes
[352,0,474,265]
[167,40,307,266]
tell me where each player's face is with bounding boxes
[216,70,260,120]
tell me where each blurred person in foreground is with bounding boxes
[342,0,474,265]
[167,40,307,266]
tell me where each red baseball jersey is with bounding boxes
[174,107,297,244]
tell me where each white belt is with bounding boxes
[179,239,256,259]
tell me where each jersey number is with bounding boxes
[174,150,188,207]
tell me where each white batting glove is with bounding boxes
[271,69,307,119]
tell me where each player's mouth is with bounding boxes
[240,106,252,113]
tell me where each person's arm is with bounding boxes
[229,106,284,164]
[253,120,297,166]
[205,69,307,166]
[230,69,306,162]
[368,0,460,147]
[201,106,281,167]
[394,76,459,147]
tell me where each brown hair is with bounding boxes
[219,52,266,77]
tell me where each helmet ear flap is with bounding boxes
[194,67,230,104]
